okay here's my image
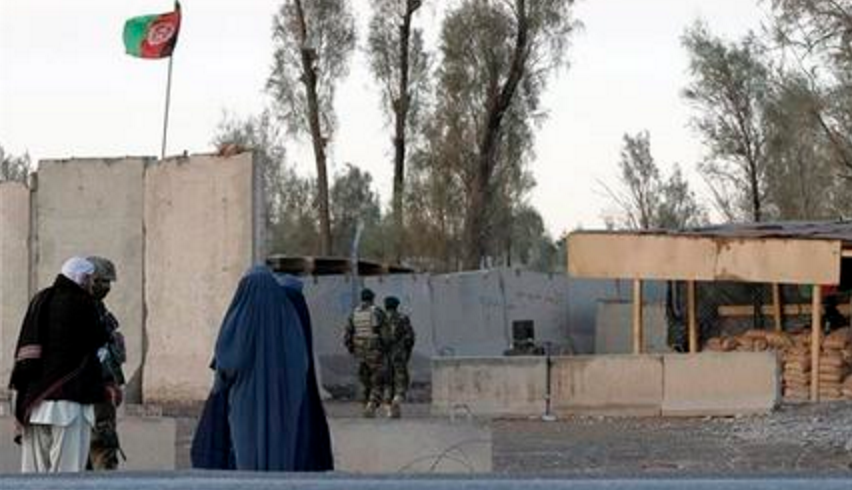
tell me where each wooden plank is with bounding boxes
[811,285,822,403]
[772,284,783,332]
[633,279,643,354]
[718,303,851,317]
[567,232,841,284]
[687,281,698,353]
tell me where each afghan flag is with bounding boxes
[123,3,182,59]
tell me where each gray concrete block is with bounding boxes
[595,301,670,354]
[662,351,781,416]
[34,158,147,402]
[431,357,547,417]
[143,153,259,403]
[551,355,663,416]
[0,182,30,396]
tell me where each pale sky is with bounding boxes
[0,0,768,237]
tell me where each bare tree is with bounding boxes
[367,0,430,262]
[682,23,771,222]
[267,0,356,256]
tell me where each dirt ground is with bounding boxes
[176,401,852,474]
[491,402,852,475]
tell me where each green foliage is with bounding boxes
[267,0,356,138]
[0,144,31,184]
[366,0,431,136]
[212,111,319,255]
[605,131,706,230]
[682,22,771,222]
[330,163,384,258]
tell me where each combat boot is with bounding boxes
[389,394,403,419]
[363,400,378,418]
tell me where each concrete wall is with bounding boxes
[34,158,147,400]
[431,357,547,417]
[305,269,578,392]
[144,153,261,402]
[662,351,781,416]
[595,301,670,354]
[551,355,663,416]
[433,353,779,417]
[330,418,491,473]
[0,182,30,394]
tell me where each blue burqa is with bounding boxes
[208,266,310,471]
[277,275,334,471]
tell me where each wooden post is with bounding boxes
[772,283,783,332]
[811,285,822,402]
[633,279,643,354]
[687,280,698,353]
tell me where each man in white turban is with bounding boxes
[9,256,110,472]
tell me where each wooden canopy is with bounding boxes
[567,221,852,403]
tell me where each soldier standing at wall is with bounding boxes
[86,256,126,470]
[382,296,415,419]
[343,288,387,418]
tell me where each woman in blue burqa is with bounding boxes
[191,265,333,471]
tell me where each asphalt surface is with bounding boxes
[1,473,852,490]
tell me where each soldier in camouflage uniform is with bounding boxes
[86,257,126,471]
[382,296,415,418]
[343,288,388,418]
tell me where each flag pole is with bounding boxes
[160,54,174,160]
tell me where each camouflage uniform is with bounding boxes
[89,301,126,470]
[382,297,415,418]
[344,291,388,417]
[86,257,126,471]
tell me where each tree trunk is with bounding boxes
[295,0,332,255]
[463,0,529,270]
[391,1,419,263]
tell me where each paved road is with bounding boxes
[2,473,852,490]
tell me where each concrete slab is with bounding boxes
[0,182,30,396]
[34,158,147,401]
[431,357,547,417]
[143,153,261,403]
[329,418,491,473]
[595,300,670,354]
[551,355,663,416]
[662,352,781,416]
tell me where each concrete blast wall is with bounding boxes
[433,352,780,417]
[34,158,147,400]
[305,269,579,393]
[595,301,670,354]
[144,153,262,402]
[0,182,30,393]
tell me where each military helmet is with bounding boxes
[361,288,375,302]
[86,256,117,281]
[384,296,400,310]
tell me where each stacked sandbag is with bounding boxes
[842,374,852,399]
[782,344,811,401]
[820,328,851,400]
[703,327,852,402]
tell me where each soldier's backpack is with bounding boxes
[351,306,381,358]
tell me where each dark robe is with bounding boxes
[278,275,334,471]
[9,274,107,431]
[195,266,310,471]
